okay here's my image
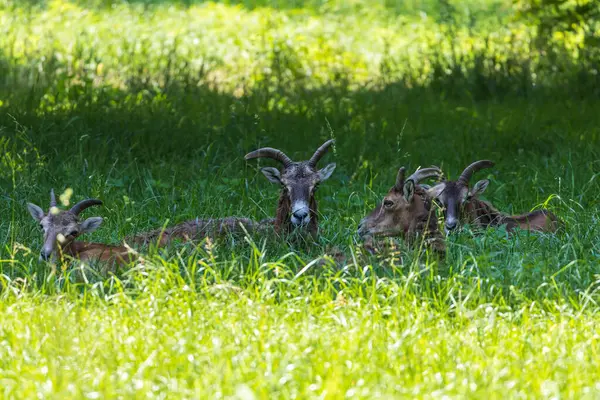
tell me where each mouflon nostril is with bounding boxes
[446,220,457,230]
[40,251,51,261]
[293,209,309,219]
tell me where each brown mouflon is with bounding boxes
[27,189,133,271]
[427,160,559,233]
[245,139,336,237]
[358,166,445,254]
[129,140,336,246]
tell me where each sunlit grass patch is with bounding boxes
[1,0,594,110]
[1,267,600,398]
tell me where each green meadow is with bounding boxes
[1,0,600,398]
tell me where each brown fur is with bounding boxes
[465,199,559,233]
[358,176,445,255]
[62,241,133,274]
[128,217,274,247]
[309,195,319,237]
[274,193,293,234]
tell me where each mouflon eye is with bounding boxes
[383,199,394,208]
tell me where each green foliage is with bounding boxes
[0,0,600,397]
[516,0,600,41]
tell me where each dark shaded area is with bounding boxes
[1,41,599,196]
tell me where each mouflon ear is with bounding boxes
[469,179,490,198]
[317,163,336,182]
[80,217,104,234]
[260,167,282,184]
[403,179,415,202]
[27,203,45,222]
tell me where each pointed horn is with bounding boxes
[406,166,443,184]
[49,189,57,208]
[394,167,406,190]
[70,199,103,216]
[458,160,495,186]
[308,139,335,167]
[245,147,293,168]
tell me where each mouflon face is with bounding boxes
[27,190,103,261]
[427,160,494,233]
[357,166,442,239]
[245,140,336,231]
[260,161,336,227]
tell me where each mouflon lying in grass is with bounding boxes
[358,166,445,254]
[27,190,134,272]
[127,217,274,247]
[427,160,560,234]
[245,139,336,237]
[130,140,336,247]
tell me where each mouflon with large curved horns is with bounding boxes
[427,160,559,233]
[245,139,337,237]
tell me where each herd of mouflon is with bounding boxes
[24,139,560,273]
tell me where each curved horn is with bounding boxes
[458,160,495,186]
[394,167,406,189]
[49,189,57,208]
[245,147,293,168]
[308,139,335,167]
[406,166,443,184]
[70,199,103,216]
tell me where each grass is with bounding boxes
[2,285,600,398]
[1,0,600,398]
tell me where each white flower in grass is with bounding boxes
[235,384,256,400]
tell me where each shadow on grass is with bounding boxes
[1,43,599,208]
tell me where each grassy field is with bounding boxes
[1,0,600,398]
